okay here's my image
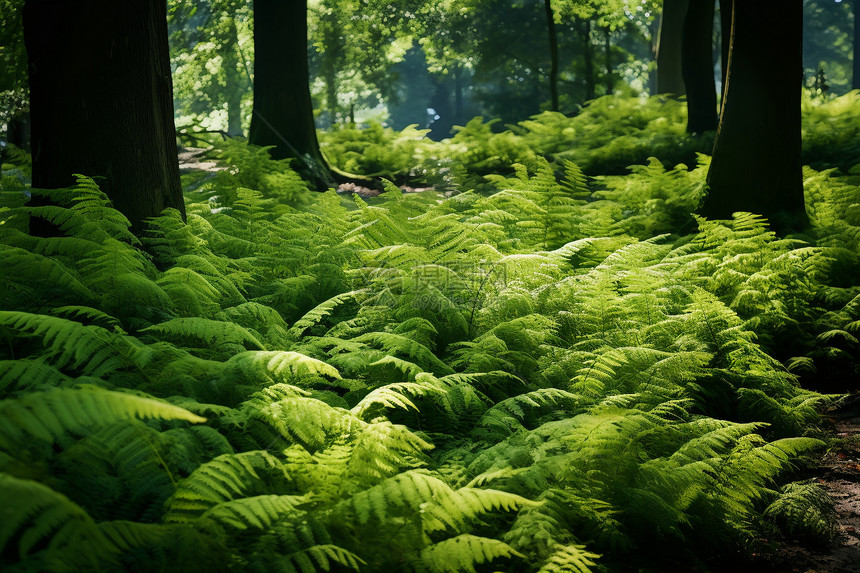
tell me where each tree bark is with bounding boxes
[854,0,860,90]
[704,0,806,230]
[582,19,595,101]
[248,0,332,188]
[544,0,559,111]
[23,0,185,232]
[682,0,718,132]
[656,0,689,95]
[718,0,732,99]
[224,17,244,137]
[604,26,613,96]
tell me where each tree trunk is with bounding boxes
[248,0,332,189]
[718,0,732,99]
[682,0,718,132]
[854,0,860,90]
[582,19,595,101]
[604,26,613,96]
[704,0,806,230]
[23,0,185,232]
[544,0,559,111]
[453,66,464,125]
[656,0,689,95]
[224,17,244,137]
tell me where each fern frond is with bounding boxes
[165,450,290,523]
[416,534,524,573]
[141,317,266,353]
[538,543,600,573]
[763,481,836,541]
[354,332,454,375]
[0,311,144,377]
[0,473,110,566]
[199,494,307,531]
[0,359,71,395]
[291,290,362,336]
[0,386,205,450]
[0,245,95,301]
[227,351,341,384]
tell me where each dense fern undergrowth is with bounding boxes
[1,94,859,572]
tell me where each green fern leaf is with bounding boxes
[416,534,524,573]
[141,317,266,351]
[0,473,111,565]
[0,386,205,449]
[538,543,600,573]
[227,351,341,383]
[200,494,307,531]
[165,450,290,523]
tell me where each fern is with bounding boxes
[0,386,204,450]
[165,450,291,523]
[0,473,113,567]
[415,534,524,573]
[763,481,837,541]
[538,544,601,573]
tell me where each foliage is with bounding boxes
[2,91,860,571]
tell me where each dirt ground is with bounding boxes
[750,395,860,573]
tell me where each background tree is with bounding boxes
[309,0,415,128]
[703,0,807,229]
[681,0,717,132]
[801,0,853,94]
[23,0,185,230]
[0,0,29,153]
[248,0,333,188]
[854,0,860,89]
[168,0,253,137]
[655,0,688,94]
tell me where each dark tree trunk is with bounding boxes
[854,0,860,90]
[604,26,613,95]
[682,0,718,132]
[656,0,689,95]
[718,0,732,99]
[704,0,806,231]
[248,0,332,188]
[544,0,559,111]
[23,0,185,232]
[582,19,595,101]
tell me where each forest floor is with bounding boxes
[174,145,860,572]
[752,394,860,573]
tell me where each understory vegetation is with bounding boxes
[1,93,859,572]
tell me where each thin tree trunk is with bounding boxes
[854,0,860,89]
[718,0,732,99]
[248,0,332,188]
[656,0,689,95]
[23,0,185,232]
[604,26,613,95]
[544,0,559,111]
[704,0,806,230]
[224,17,244,137]
[453,66,464,125]
[583,19,595,101]
[682,0,718,132]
